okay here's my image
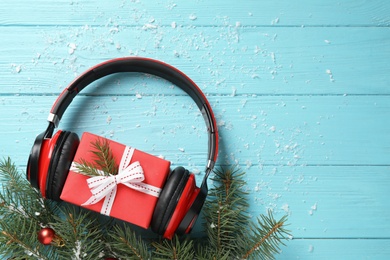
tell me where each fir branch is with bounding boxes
[108,225,150,260]
[203,166,250,257]
[0,158,60,259]
[152,236,194,260]
[1,230,46,259]
[90,138,118,176]
[50,207,106,260]
[0,215,52,260]
[74,160,102,177]
[0,158,57,226]
[75,138,118,177]
[240,211,291,260]
[0,157,21,189]
[195,248,231,260]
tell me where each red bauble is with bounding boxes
[37,227,55,245]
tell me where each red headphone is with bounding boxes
[26,57,219,239]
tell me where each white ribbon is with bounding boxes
[70,146,161,216]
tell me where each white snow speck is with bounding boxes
[142,24,157,30]
[15,65,22,73]
[326,69,335,82]
[178,147,185,152]
[189,14,197,20]
[68,43,77,54]
[136,93,142,99]
[281,203,289,213]
[109,27,119,34]
[270,52,276,63]
[106,116,112,124]
[171,21,177,28]
[309,202,317,215]
[231,87,237,97]
[271,17,279,25]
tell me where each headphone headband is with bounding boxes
[47,57,218,175]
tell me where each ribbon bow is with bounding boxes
[71,146,161,216]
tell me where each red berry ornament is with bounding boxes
[37,227,55,245]
[37,227,65,247]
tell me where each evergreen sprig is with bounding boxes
[203,166,250,257]
[196,166,291,259]
[49,208,106,259]
[0,157,57,259]
[75,138,118,177]
[108,225,150,259]
[152,236,194,260]
[240,211,290,259]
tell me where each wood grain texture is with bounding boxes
[0,0,389,259]
[2,95,389,166]
[1,0,389,26]
[1,26,390,95]
[280,239,390,259]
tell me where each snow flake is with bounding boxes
[68,43,77,54]
[189,14,197,20]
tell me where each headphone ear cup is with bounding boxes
[45,131,79,201]
[27,131,46,190]
[151,166,189,235]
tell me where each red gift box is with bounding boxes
[60,132,170,229]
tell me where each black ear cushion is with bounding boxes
[151,166,189,235]
[46,131,80,201]
[26,131,46,189]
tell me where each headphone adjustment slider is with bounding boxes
[47,113,60,128]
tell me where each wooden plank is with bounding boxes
[278,238,390,259]
[0,0,389,27]
[1,95,389,167]
[244,165,390,239]
[1,26,389,95]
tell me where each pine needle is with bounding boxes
[90,138,118,176]
[203,166,250,257]
[240,211,291,260]
[108,225,150,260]
[75,138,118,177]
[50,207,106,259]
[0,157,24,191]
[74,160,104,177]
[152,236,195,260]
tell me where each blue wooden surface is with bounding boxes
[1,1,390,259]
